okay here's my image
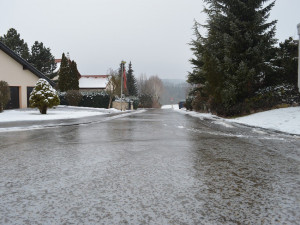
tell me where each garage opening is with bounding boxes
[27,87,34,108]
[6,86,20,109]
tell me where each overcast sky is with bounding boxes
[1,0,300,80]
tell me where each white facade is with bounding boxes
[0,49,39,108]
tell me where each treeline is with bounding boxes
[187,0,299,116]
[0,28,57,78]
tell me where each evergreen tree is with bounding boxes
[28,41,57,77]
[58,53,70,92]
[69,60,80,90]
[0,28,30,60]
[0,81,11,113]
[29,79,60,114]
[265,37,299,86]
[188,0,277,116]
[126,62,138,96]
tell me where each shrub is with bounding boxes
[29,78,60,114]
[65,90,82,106]
[0,81,10,113]
[79,91,110,108]
[185,96,194,111]
[138,94,153,108]
[58,91,110,108]
[132,98,139,110]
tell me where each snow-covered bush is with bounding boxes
[0,80,10,113]
[29,79,60,114]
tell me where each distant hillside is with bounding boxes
[161,79,191,105]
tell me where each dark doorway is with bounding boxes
[6,86,20,109]
[27,87,34,107]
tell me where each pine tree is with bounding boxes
[58,53,70,92]
[188,0,277,116]
[69,60,80,90]
[0,28,30,60]
[126,62,138,96]
[28,41,57,77]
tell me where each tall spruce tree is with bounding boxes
[126,62,137,96]
[188,0,277,116]
[28,41,57,77]
[58,53,70,91]
[69,60,80,90]
[0,28,30,60]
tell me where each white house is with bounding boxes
[0,41,54,109]
[79,75,109,91]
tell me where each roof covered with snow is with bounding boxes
[79,75,109,89]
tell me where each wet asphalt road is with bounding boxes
[0,109,300,224]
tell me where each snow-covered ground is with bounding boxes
[161,104,179,110]
[1,105,299,135]
[0,105,120,122]
[227,107,300,135]
[164,105,300,135]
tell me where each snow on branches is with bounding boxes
[29,78,60,114]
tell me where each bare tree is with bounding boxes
[137,74,164,108]
[106,69,121,109]
[146,75,164,107]
[137,73,148,96]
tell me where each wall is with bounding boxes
[112,101,130,111]
[0,50,39,108]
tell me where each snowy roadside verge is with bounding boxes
[0,106,111,122]
[166,105,300,135]
[0,106,146,132]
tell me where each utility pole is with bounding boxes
[120,61,126,111]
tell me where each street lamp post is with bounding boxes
[298,23,300,92]
[120,61,126,111]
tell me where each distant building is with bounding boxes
[79,75,109,91]
[54,56,109,91]
[0,41,54,109]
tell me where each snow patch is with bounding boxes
[227,107,300,135]
[161,105,179,109]
[175,107,300,135]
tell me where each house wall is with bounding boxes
[79,88,106,92]
[0,49,39,108]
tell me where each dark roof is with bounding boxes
[0,41,55,86]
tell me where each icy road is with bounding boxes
[0,109,300,224]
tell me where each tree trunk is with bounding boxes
[39,107,47,114]
[108,95,112,109]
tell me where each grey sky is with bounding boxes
[0,0,299,80]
